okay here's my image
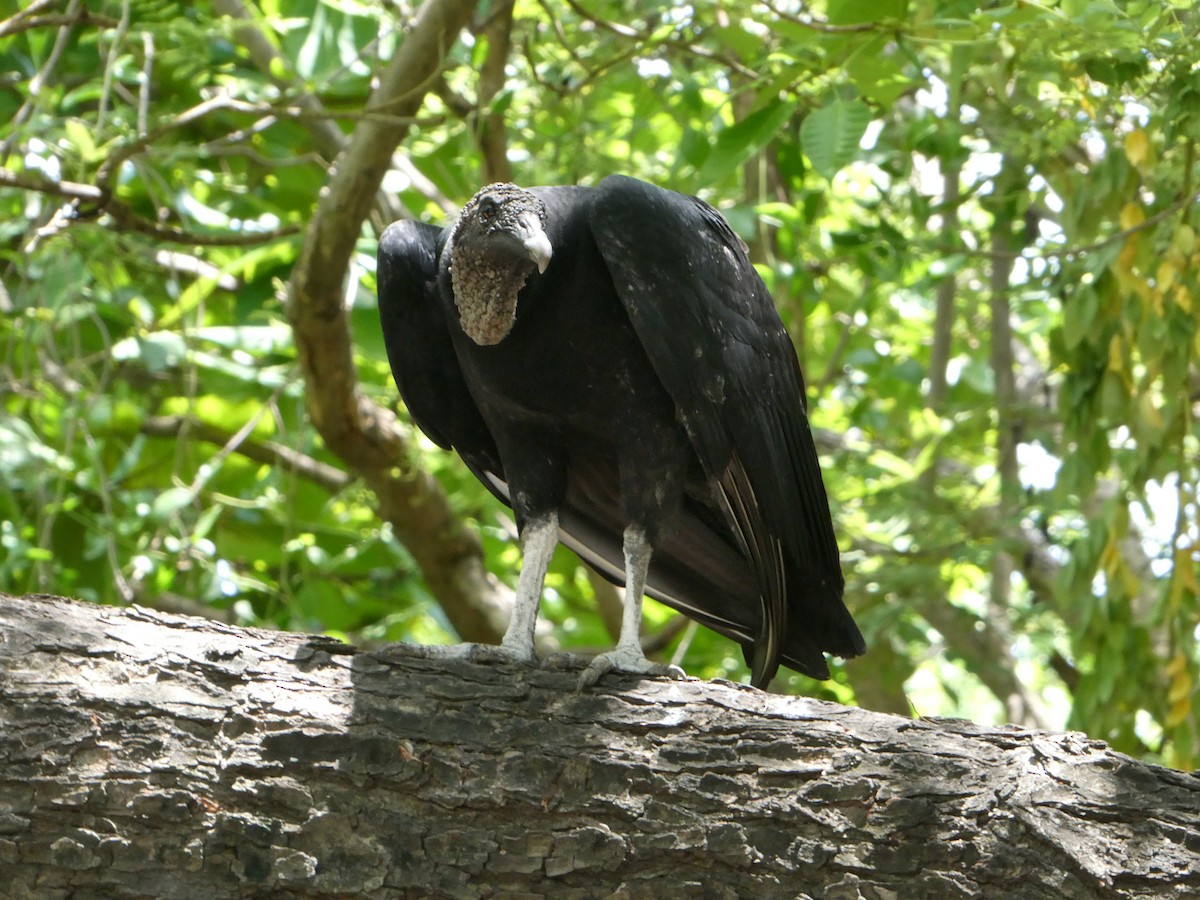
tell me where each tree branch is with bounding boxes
[925,158,961,412]
[0,168,301,248]
[558,0,758,79]
[930,189,1199,262]
[283,0,513,645]
[138,415,352,494]
[2,593,1197,899]
[0,0,82,164]
[211,0,349,164]
[476,0,515,184]
[0,8,118,39]
[761,0,883,34]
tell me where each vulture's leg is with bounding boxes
[578,525,686,689]
[500,510,558,660]
[408,511,554,667]
[607,524,652,667]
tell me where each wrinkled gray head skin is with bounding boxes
[449,183,553,346]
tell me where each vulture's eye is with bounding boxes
[478,198,499,224]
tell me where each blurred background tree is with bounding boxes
[2,0,1197,768]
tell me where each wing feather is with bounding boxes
[377,220,505,487]
[589,175,863,682]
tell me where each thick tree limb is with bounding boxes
[475,0,515,184]
[2,593,1197,899]
[286,0,475,469]
[281,0,514,645]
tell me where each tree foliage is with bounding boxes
[2,0,1197,768]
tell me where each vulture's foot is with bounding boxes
[576,648,686,690]
[477,642,540,666]
[395,642,537,667]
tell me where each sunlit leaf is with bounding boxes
[697,100,796,183]
[800,99,872,180]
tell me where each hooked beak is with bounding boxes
[515,213,553,274]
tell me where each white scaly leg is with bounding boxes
[578,525,686,689]
[611,524,651,665]
[409,510,556,668]
[500,510,558,660]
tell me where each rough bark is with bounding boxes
[1,593,1198,900]
[475,0,515,184]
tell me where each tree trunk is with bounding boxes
[1,594,1197,899]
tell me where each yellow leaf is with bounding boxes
[1171,223,1196,256]
[1100,534,1142,597]
[1137,393,1163,431]
[1157,259,1178,289]
[1168,693,1192,728]
[1165,650,1188,679]
[1175,286,1193,313]
[1168,677,1191,705]
[1120,202,1145,231]
[1176,546,1200,596]
[1125,129,1151,169]
[1075,78,1094,116]
[1107,334,1124,374]
[1099,533,1119,574]
[1166,654,1193,727]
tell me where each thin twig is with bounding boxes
[153,250,240,291]
[140,416,352,494]
[0,0,60,36]
[0,169,104,201]
[3,168,303,247]
[0,9,120,38]
[761,0,882,34]
[106,212,302,247]
[96,94,244,188]
[96,0,132,133]
[139,31,153,137]
[816,310,857,399]
[932,190,1199,262]
[558,0,758,79]
[1,0,85,165]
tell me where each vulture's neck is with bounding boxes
[450,245,533,346]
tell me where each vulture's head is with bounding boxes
[449,183,553,346]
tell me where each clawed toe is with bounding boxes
[384,641,687,689]
[474,643,539,665]
[392,642,537,667]
[576,651,688,691]
[577,654,616,690]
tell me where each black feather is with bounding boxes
[377,175,864,687]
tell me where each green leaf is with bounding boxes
[800,99,873,180]
[696,100,796,183]
[111,332,188,371]
[828,0,907,25]
[63,118,101,164]
[152,488,195,521]
[0,418,71,474]
[845,34,920,107]
[296,1,328,81]
[186,325,294,355]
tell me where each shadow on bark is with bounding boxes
[1,593,1198,899]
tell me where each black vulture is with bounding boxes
[377,175,864,688]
